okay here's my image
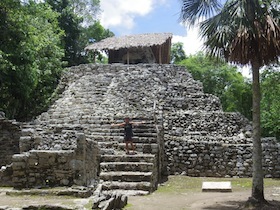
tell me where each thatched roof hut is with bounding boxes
[85,33,172,64]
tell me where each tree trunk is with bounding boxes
[250,60,265,203]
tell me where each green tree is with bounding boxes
[179,52,252,119]
[46,0,110,66]
[80,21,114,63]
[180,0,280,204]
[0,0,64,120]
[261,67,280,139]
[171,42,186,63]
[70,0,100,24]
[46,0,83,66]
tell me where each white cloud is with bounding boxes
[238,65,251,78]
[172,25,204,56]
[100,0,153,31]
[100,0,167,33]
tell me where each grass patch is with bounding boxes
[124,203,133,208]
[156,176,280,194]
[83,199,94,210]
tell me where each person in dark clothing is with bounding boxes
[111,117,145,154]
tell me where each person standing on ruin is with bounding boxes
[111,117,145,155]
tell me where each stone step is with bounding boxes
[117,143,158,154]
[88,127,157,133]
[100,162,154,172]
[43,112,155,119]
[88,117,154,121]
[99,143,158,154]
[100,171,152,182]
[95,136,157,144]
[89,132,158,138]
[88,124,156,129]
[102,189,149,196]
[102,181,152,191]
[97,141,119,149]
[100,148,116,155]
[101,154,155,163]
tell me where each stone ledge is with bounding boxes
[202,181,232,192]
[4,187,93,198]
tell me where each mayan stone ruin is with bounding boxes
[0,63,280,199]
[0,34,279,207]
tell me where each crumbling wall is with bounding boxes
[12,133,100,189]
[0,118,21,166]
[165,137,280,178]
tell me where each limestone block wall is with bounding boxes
[0,118,21,166]
[163,111,251,138]
[165,137,280,178]
[19,124,84,153]
[12,133,100,189]
[0,164,13,186]
[163,94,222,112]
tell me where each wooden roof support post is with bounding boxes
[167,38,171,64]
[127,48,130,65]
[159,45,162,64]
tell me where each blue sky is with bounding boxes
[99,0,204,56]
[124,1,186,36]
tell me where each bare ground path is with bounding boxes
[124,176,280,210]
[0,176,280,209]
[125,188,280,210]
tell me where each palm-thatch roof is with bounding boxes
[85,33,173,51]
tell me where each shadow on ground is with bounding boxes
[203,200,280,210]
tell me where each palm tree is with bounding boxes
[180,0,280,205]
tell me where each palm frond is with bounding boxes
[199,3,236,59]
[230,14,280,65]
[195,0,280,65]
[180,0,222,26]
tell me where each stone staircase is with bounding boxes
[100,154,157,196]
[84,116,159,195]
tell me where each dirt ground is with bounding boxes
[0,176,280,210]
[0,188,90,209]
[124,176,280,210]
[125,188,280,210]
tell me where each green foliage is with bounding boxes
[46,0,83,66]
[0,0,64,120]
[171,42,186,64]
[80,21,114,63]
[261,67,280,139]
[0,0,112,120]
[179,52,252,120]
[70,0,100,24]
[46,0,112,66]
